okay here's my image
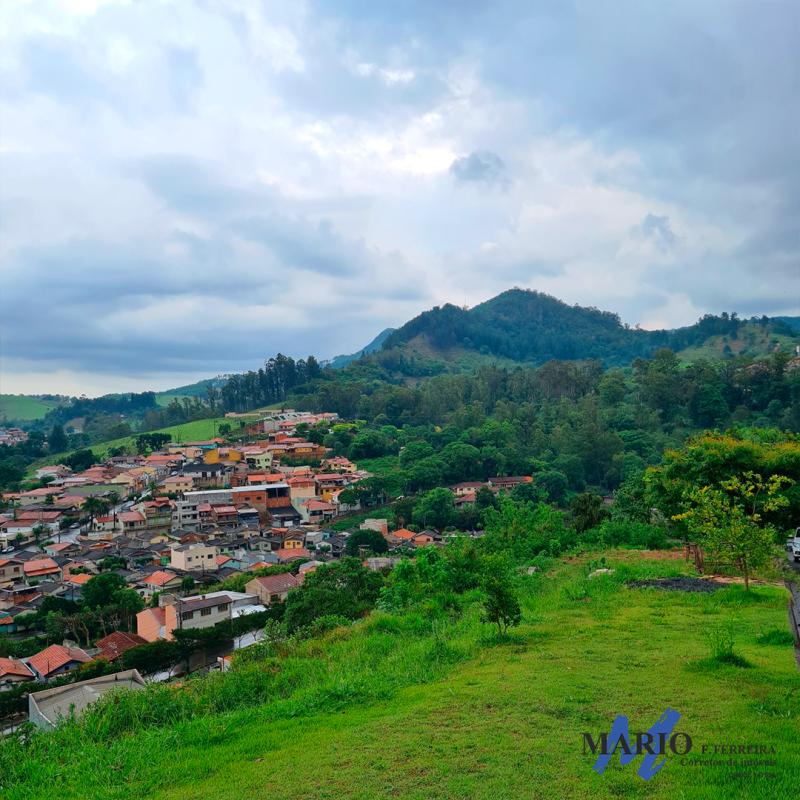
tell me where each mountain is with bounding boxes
[155,376,230,405]
[377,289,798,369]
[324,327,396,369]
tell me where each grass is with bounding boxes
[0,394,61,422]
[33,417,235,469]
[677,323,799,362]
[1,550,798,799]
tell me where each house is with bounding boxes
[162,474,194,494]
[27,644,91,681]
[136,591,260,641]
[274,547,311,563]
[296,498,337,524]
[0,558,24,586]
[28,669,145,729]
[245,572,301,604]
[170,542,219,572]
[0,656,35,687]
[23,558,63,582]
[141,570,183,597]
[95,631,147,662]
[34,465,72,481]
[450,481,485,497]
[488,475,533,491]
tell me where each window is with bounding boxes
[217,604,229,612]
[201,607,212,617]
[182,611,194,620]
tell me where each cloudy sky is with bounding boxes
[1,0,798,396]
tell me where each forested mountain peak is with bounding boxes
[380,288,795,367]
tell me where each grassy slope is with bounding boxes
[0,394,60,422]
[4,551,798,800]
[36,417,234,468]
[677,323,799,362]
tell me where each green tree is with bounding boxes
[412,488,456,529]
[480,555,522,635]
[283,558,383,632]
[345,529,389,556]
[569,493,610,533]
[82,572,128,608]
[48,424,68,453]
[674,472,790,590]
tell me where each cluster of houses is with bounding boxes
[0,410,532,721]
[0,427,28,446]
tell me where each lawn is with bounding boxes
[34,417,236,470]
[0,394,60,422]
[2,551,797,800]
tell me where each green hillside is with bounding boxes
[0,394,62,422]
[376,289,797,372]
[3,552,797,800]
[677,323,799,362]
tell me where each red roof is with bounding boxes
[119,511,145,523]
[96,631,146,661]
[28,644,90,678]
[391,528,416,540]
[249,572,301,594]
[274,547,311,562]
[67,573,92,585]
[144,570,179,587]
[0,657,34,679]
[23,558,60,576]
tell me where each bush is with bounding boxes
[582,520,671,549]
[755,627,795,646]
[706,622,751,667]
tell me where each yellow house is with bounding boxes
[203,447,243,464]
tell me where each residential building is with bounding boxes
[26,644,91,681]
[245,572,301,604]
[169,542,219,572]
[0,657,35,688]
[28,669,145,729]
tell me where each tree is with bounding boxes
[82,496,110,527]
[181,575,196,593]
[48,424,68,453]
[674,472,791,590]
[82,572,128,608]
[569,493,610,533]
[345,529,389,556]
[283,558,383,632]
[480,555,521,635]
[412,488,456,529]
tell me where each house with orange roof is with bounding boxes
[95,631,147,662]
[141,570,183,597]
[0,656,35,687]
[27,644,91,681]
[23,558,62,582]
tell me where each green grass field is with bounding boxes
[3,551,797,800]
[35,417,236,469]
[0,394,61,422]
[677,324,799,363]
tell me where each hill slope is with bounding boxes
[325,327,396,369]
[380,289,798,368]
[4,552,797,800]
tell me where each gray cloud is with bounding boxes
[450,151,509,187]
[0,0,798,393]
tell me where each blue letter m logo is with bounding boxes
[593,708,681,781]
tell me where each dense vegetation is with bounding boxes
[382,289,795,366]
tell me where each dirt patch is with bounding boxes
[627,577,724,593]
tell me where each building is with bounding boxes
[95,631,147,663]
[28,669,145,729]
[0,656,35,688]
[245,572,301,605]
[0,558,24,586]
[136,591,261,641]
[26,644,91,681]
[169,542,219,572]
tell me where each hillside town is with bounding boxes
[0,409,530,728]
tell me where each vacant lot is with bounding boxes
[2,552,797,800]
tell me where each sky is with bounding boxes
[1,0,798,396]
